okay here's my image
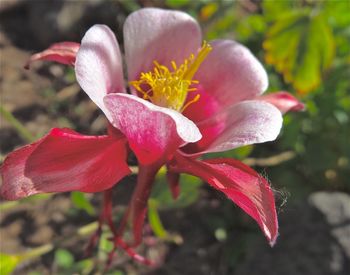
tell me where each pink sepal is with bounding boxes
[25,42,80,69]
[169,154,278,246]
[0,128,130,200]
[258,92,305,114]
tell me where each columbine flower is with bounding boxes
[0,8,304,263]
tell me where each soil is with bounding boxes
[0,1,349,275]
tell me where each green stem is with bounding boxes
[19,244,54,261]
[0,201,19,211]
[0,194,53,212]
[2,221,99,261]
[77,221,99,236]
[0,105,36,143]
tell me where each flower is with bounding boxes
[0,8,304,263]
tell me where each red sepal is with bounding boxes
[169,153,278,245]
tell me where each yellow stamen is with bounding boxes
[181,94,201,113]
[130,42,212,112]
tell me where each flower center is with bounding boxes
[130,42,212,112]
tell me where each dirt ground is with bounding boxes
[1,1,349,275]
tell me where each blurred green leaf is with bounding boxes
[264,10,335,93]
[119,0,141,12]
[322,0,350,28]
[151,173,202,210]
[0,253,20,275]
[206,9,235,40]
[334,110,348,125]
[215,228,227,242]
[71,191,95,216]
[75,259,94,275]
[54,249,74,269]
[231,145,254,159]
[0,245,54,274]
[107,271,125,275]
[203,145,253,160]
[340,95,350,110]
[97,230,114,262]
[148,199,168,238]
[165,0,190,8]
[262,0,296,21]
[64,67,76,83]
[98,232,113,253]
[0,105,36,142]
[200,2,218,21]
[234,15,266,41]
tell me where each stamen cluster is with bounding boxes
[130,42,212,112]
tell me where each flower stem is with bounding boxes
[129,163,162,246]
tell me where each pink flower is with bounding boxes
[1,8,304,263]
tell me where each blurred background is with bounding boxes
[0,0,349,274]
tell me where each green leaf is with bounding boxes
[151,173,202,210]
[64,67,76,83]
[107,271,125,275]
[264,10,335,94]
[203,145,253,160]
[0,245,54,274]
[165,0,190,8]
[119,0,141,12]
[70,191,95,216]
[199,2,218,21]
[148,199,168,238]
[0,105,36,143]
[0,253,20,275]
[262,0,296,21]
[206,9,235,40]
[234,14,266,41]
[98,232,113,253]
[75,259,94,275]
[322,0,350,28]
[54,249,74,269]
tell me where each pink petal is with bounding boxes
[258,92,305,114]
[182,85,221,124]
[169,154,278,245]
[124,8,201,88]
[0,128,130,200]
[104,94,201,165]
[24,42,80,69]
[75,25,125,121]
[194,40,268,108]
[182,100,282,155]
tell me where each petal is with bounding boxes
[75,25,125,121]
[194,40,268,108]
[25,42,80,69]
[0,128,130,200]
[182,100,282,155]
[169,154,278,245]
[124,8,201,87]
[182,85,221,124]
[104,94,201,165]
[258,92,305,114]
